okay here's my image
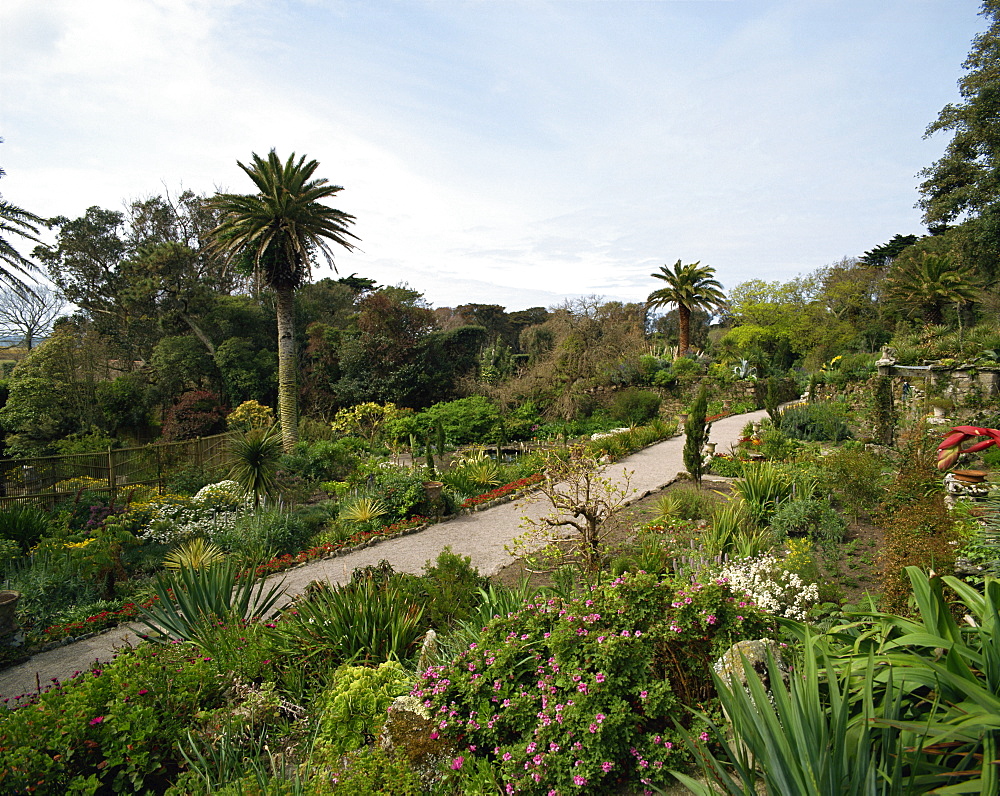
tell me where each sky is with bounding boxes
[0,0,989,311]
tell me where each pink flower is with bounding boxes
[573,775,587,786]
[451,756,464,769]
[89,715,104,725]
[699,731,709,741]
[602,761,614,772]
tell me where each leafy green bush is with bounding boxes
[779,402,852,442]
[416,547,490,629]
[709,454,745,478]
[609,388,662,425]
[670,355,703,385]
[415,396,502,445]
[732,462,795,528]
[0,642,226,793]
[420,570,773,795]
[213,507,312,560]
[819,447,888,520]
[770,498,847,543]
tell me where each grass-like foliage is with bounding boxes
[678,567,1000,795]
[731,462,794,528]
[672,635,918,796]
[269,578,424,674]
[137,559,286,648]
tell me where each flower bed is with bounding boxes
[460,473,544,509]
[33,515,432,650]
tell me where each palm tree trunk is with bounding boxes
[275,284,298,452]
[678,305,691,355]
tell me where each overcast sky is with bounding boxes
[0,0,987,310]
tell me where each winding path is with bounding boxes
[0,410,766,707]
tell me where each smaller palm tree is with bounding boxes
[884,254,981,326]
[229,424,283,509]
[647,260,726,355]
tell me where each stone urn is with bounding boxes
[704,442,717,456]
[0,590,20,637]
[677,413,689,428]
[422,480,444,502]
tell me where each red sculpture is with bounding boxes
[937,426,1000,470]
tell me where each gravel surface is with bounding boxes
[0,410,765,707]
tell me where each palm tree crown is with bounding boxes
[209,150,359,451]
[0,197,45,290]
[209,150,358,290]
[647,260,726,354]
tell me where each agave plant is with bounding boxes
[442,450,502,497]
[163,538,227,572]
[338,495,389,527]
[137,559,286,648]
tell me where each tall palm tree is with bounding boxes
[209,151,358,452]
[884,254,981,326]
[647,260,726,355]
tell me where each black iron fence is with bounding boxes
[0,434,232,508]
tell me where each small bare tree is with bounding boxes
[509,445,633,574]
[0,283,66,349]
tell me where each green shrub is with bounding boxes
[732,462,795,528]
[137,560,286,649]
[819,447,888,520]
[212,507,312,561]
[709,455,745,478]
[0,642,226,793]
[269,578,424,675]
[417,547,490,629]
[656,487,717,521]
[779,402,852,442]
[415,396,502,445]
[758,425,798,460]
[770,498,847,543]
[671,355,703,385]
[609,388,661,425]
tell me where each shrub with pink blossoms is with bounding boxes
[417,570,773,794]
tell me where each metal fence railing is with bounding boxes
[0,433,232,508]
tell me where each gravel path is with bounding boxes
[0,410,765,707]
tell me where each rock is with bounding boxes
[380,695,456,785]
[714,638,787,693]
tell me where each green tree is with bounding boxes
[884,253,981,325]
[0,325,108,456]
[209,150,358,452]
[918,1,1000,228]
[683,386,710,487]
[646,260,726,355]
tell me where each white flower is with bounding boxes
[720,554,818,622]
